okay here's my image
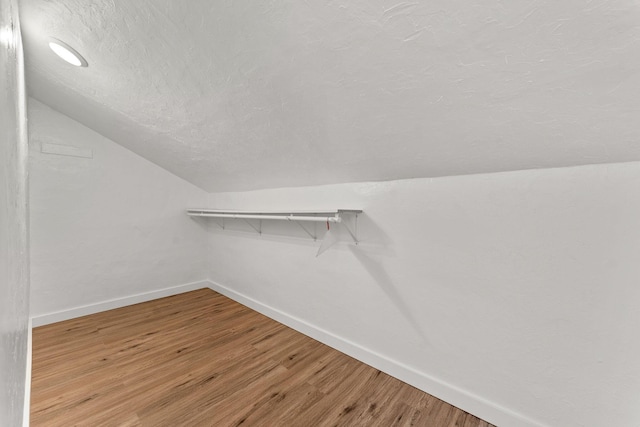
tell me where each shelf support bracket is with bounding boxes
[296,221,317,241]
[242,218,262,235]
[341,213,359,245]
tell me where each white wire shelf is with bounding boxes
[186,208,362,246]
[186,208,361,223]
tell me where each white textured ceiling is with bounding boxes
[19,0,640,192]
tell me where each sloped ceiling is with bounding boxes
[19,0,640,192]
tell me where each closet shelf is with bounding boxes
[186,209,361,223]
[186,208,362,245]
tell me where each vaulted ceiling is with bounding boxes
[19,0,640,192]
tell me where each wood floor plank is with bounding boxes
[31,288,495,426]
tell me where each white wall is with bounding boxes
[0,0,29,425]
[28,99,208,321]
[206,162,640,427]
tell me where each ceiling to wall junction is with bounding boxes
[19,0,640,192]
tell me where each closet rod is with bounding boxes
[187,212,342,223]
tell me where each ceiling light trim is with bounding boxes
[48,37,88,67]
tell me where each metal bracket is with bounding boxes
[296,221,317,241]
[241,218,262,235]
[341,213,359,245]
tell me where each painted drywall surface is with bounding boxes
[0,0,29,425]
[18,0,640,191]
[206,162,640,427]
[28,99,208,317]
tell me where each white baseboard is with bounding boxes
[206,279,547,427]
[31,280,209,327]
[23,317,32,427]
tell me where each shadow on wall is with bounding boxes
[347,214,434,349]
[348,245,433,349]
[195,211,431,346]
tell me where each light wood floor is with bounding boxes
[31,288,494,427]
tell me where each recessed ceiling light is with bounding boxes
[48,38,88,67]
